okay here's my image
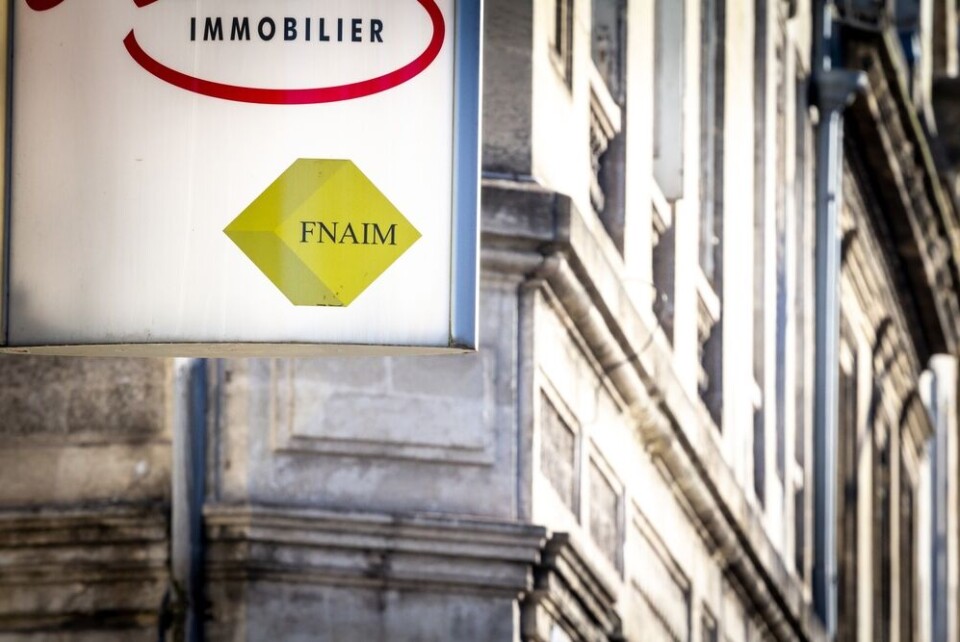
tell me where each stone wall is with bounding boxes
[0,357,170,639]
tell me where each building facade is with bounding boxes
[3,0,960,641]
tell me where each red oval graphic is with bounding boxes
[123,0,446,105]
[27,0,160,9]
[24,0,65,9]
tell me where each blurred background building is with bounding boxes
[4,0,960,640]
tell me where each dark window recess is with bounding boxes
[590,0,628,253]
[699,0,725,290]
[794,487,805,576]
[699,319,723,429]
[697,0,724,432]
[754,404,766,506]
[837,351,859,642]
[592,0,627,102]
[774,30,788,483]
[876,437,892,640]
[752,0,767,500]
[552,0,574,86]
[590,106,627,253]
[652,223,676,344]
[794,73,811,471]
[900,466,916,642]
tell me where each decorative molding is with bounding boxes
[846,32,960,356]
[629,513,691,642]
[521,534,623,642]
[269,358,496,466]
[204,504,546,597]
[0,506,169,634]
[841,156,924,407]
[481,181,829,642]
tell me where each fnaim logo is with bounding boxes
[24,0,446,105]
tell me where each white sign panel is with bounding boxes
[1,0,480,355]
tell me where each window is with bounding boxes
[773,27,788,482]
[699,316,722,429]
[793,487,805,575]
[652,187,676,342]
[753,406,766,504]
[653,0,685,199]
[900,468,916,641]
[592,0,627,102]
[698,0,725,429]
[932,0,958,77]
[551,0,574,86]
[791,64,813,582]
[793,72,813,472]
[590,0,627,251]
[699,0,725,289]
[836,337,859,641]
[875,428,892,640]
[752,0,769,504]
[754,7,812,529]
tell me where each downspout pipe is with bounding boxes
[811,1,866,636]
[172,358,208,642]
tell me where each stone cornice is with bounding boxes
[841,156,934,444]
[480,181,828,642]
[204,504,547,597]
[0,506,169,633]
[522,534,623,642]
[843,28,960,356]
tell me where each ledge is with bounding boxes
[844,28,960,356]
[0,506,168,634]
[205,504,547,597]
[523,534,623,642]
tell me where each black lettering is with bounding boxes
[204,17,224,41]
[258,17,276,41]
[190,15,385,48]
[340,223,358,244]
[231,17,250,41]
[300,221,315,243]
[371,223,397,246]
[284,17,297,41]
[318,222,337,243]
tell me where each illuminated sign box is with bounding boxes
[0,0,480,356]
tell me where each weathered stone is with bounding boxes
[0,357,165,438]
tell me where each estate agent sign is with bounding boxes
[0,0,480,355]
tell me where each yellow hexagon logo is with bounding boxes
[224,159,421,306]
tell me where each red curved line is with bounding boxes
[25,0,66,10]
[124,0,445,105]
[26,0,156,9]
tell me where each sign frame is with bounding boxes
[0,0,481,357]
